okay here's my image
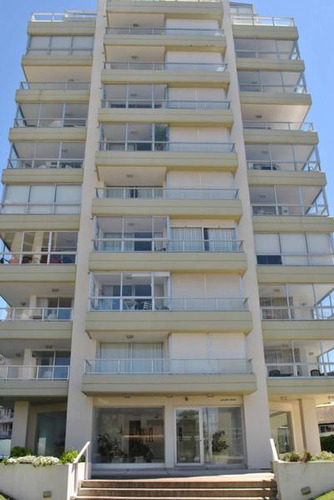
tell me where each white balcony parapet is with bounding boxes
[0,365,70,380]
[252,204,328,216]
[84,358,252,375]
[93,238,243,253]
[89,296,249,311]
[7,158,83,169]
[13,118,87,128]
[239,83,306,94]
[267,362,334,377]
[105,27,224,36]
[231,15,295,27]
[95,187,239,200]
[99,141,235,153]
[244,121,314,132]
[20,82,90,91]
[104,61,227,72]
[0,203,81,215]
[101,99,230,110]
[30,11,96,22]
[0,307,73,321]
[0,251,77,265]
[261,306,334,321]
[247,160,320,172]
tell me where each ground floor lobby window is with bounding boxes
[270,410,293,454]
[36,411,66,456]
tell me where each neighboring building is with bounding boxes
[0,0,333,473]
[317,405,334,437]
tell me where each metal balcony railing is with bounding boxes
[257,253,334,266]
[0,307,73,321]
[13,118,87,128]
[231,15,295,27]
[0,251,77,265]
[0,203,81,215]
[20,81,90,90]
[252,204,328,216]
[261,306,334,321]
[0,365,70,380]
[105,27,224,36]
[93,238,243,253]
[108,0,222,3]
[89,296,249,312]
[99,140,234,153]
[7,158,83,169]
[239,83,306,93]
[101,99,230,110]
[247,160,320,172]
[104,61,227,71]
[244,121,314,132]
[26,48,93,56]
[30,11,96,22]
[95,187,239,200]
[236,49,300,60]
[84,358,252,375]
[266,362,334,377]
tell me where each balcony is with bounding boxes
[0,364,69,398]
[99,140,234,153]
[13,118,87,128]
[235,39,300,61]
[30,11,96,22]
[104,61,227,72]
[0,203,81,215]
[0,307,72,321]
[19,81,90,90]
[82,358,256,395]
[105,27,224,36]
[106,0,224,19]
[101,98,230,111]
[97,187,237,200]
[231,15,295,27]
[243,121,314,132]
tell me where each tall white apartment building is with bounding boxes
[0,0,333,473]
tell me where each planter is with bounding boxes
[0,462,85,500]
[273,461,334,500]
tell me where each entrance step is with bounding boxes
[74,480,277,500]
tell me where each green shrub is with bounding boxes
[10,446,32,458]
[281,451,301,462]
[321,435,334,453]
[59,449,79,465]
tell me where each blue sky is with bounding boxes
[0,0,333,209]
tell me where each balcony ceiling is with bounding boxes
[0,282,75,308]
[105,46,164,62]
[0,339,71,359]
[107,13,165,28]
[97,166,167,185]
[241,103,309,124]
[23,65,92,83]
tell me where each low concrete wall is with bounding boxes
[274,461,334,500]
[0,462,85,500]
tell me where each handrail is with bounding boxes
[0,203,81,215]
[261,305,334,321]
[270,438,279,462]
[20,81,90,90]
[105,27,224,36]
[92,238,243,253]
[252,203,328,216]
[0,251,77,265]
[99,140,235,153]
[72,441,91,496]
[266,361,334,377]
[95,187,239,200]
[0,307,73,321]
[239,83,307,94]
[243,121,314,132]
[104,61,227,71]
[0,365,70,380]
[26,48,93,56]
[247,160,320,172]
[101,98,231,110]
[231,14,295,27]
[31,12,96,22]
[7,158,83,169]
[257,253,334,266]
[236,49,299,60]
[13,118,87,128]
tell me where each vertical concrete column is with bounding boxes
[222,0,271,468]
[65,0,106,450]
[299,398,321,454]
[11,401,30,447]
[164,404,175,467]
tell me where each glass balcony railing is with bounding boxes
[104,61,227,72]
[89,296,248,311]
[261,306,334,321]
[0,365,70,380]
[0,307,73,321]
[101,99,230,110]
[239,83,306,93]
[247,160,320,172]
[0,203,81,215]
[236,49,300,60]
[13,118,87,128]
[30,11,96,22]
[99,141,234,153]
[85,358,252,375]
[20,81,90,90]
[93,238,243,253]
[231,15,295,27]
[7,158,83,169]
[0,251,76,265]
[257,253,334,266]
[108,0,222,3]
[105,27,224,36]
[252,204,328,216]
[95,187,239,200]
[267,362,334,378]
[243,121,314,132]
[26,48,93,56]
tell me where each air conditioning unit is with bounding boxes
[280,206,289,215]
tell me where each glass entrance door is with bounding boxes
[176,409,203,464]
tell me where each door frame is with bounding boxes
[174,407,204,466]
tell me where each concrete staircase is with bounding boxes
[74,479,278,500]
